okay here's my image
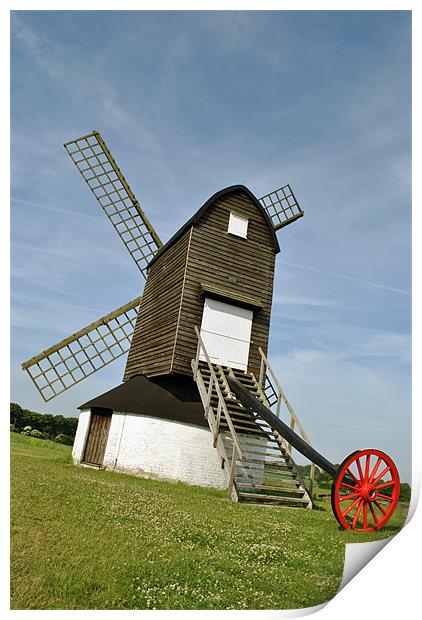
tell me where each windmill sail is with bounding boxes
[64,131,162,278]
[21,297,141,402]
[259,184,304,231]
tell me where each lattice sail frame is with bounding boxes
[21,297,141,402]
[64,131,162,278]
[259,184,304,231]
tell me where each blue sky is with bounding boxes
[10,11,411,481]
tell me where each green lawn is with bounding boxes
[10,433,408,610]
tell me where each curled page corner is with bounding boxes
[339,537,393,591]
[245,601,328,618]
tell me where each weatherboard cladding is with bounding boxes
[124,186,277,380]
[124,228,191,379]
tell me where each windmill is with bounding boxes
[21,130,303,403]
[21,130,313,508]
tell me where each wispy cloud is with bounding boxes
[12,13,67,80]
[11,241,109,279]
[11,14,162,157]
[273,294,339,308]
[11,291,112,317]
[283,261,411,296]
[12,198,100,221]
[342,331,411,365]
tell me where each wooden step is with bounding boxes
[219,414,262,429]
[209,397,253,414]
[239,447,287,459]
[235,463,296,477]
[235,456,293,469]
[228,377,259,391]
[238,493,310,506]
[240,437,285,448]
[223,443,288,457]
[221,423,268,437]
[224,441,288,465]
[229,369,250,378]
[239,453,283,464]
[236,476,300,488]
[220,414,267,428]
[232,377,257,388]
[218,411,271,432]
[236,469,301,487]
[237,483,304,495]
[226,421,268,435]
[231,439,281,450]
[231,444,283,454]
[223,410,263,424]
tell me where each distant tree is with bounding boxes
[399,483,411,503]
[10,403,24,428]
[11,403,78,440]
[319,470,333,488]
[55,433,73,446]
[30,429,43,439]
[41,414,55,437]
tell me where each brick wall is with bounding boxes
[102,411,228,490]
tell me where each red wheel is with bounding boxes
[331,449,400,532]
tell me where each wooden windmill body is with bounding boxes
[126,185,279,380]
[22,132,314,507]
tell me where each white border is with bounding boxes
[3,3,418,618]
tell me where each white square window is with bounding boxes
[228,212,248,239]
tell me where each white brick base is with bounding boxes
[73,409,228,490]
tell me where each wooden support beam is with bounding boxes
[227,376,338,477]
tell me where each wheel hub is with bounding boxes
[359,482,377,502]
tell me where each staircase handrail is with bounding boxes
[258,347,311,442]
[258,347,315,493]
[193,326,243,461]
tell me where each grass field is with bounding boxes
[10,433,408,610]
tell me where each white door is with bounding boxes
[199,298,253,371]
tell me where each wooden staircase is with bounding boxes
[192,354,313,509]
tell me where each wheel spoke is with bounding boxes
[373,465,390,486]
[369,501,379,525]
[363,502,368,529]
[356,458,364,481]
[369,457,382,482]
[342,496,361,517]
[375,480,396,490]
[339,492,360,502]
[364,455,371,481]
[374,500,387,516]
[346,468,359,483]
[340,482,357,490]
[377,493,394,502]
[352,500,364,528]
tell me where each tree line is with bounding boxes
[10,402,78,444]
